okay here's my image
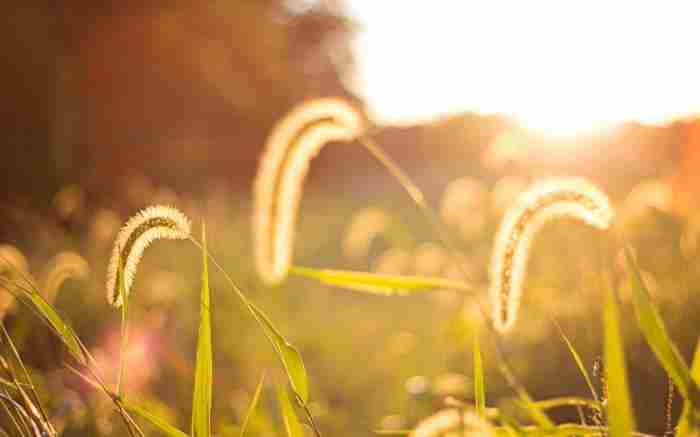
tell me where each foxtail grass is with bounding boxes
[40,251,89,304]
[106,205,191,307]
[253,97,364,285]
[489,178,614,333]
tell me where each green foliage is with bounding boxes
[118,259,129,395]
[602,273,636,437]
[124,399,189,437]
[248,303,309,404]
[473,329,486,418]
[290,265,471,295]
[2,276,88,366]
[625,247,700,400]
[277,385,304,437]
[678,339,700,436]
[192,224,213,437]
[239,372,266,437]
[553,319,598,401]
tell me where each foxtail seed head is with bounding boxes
[106,205,191,307]
[41,251,90,304]
[489,178,614,333]
[0,244,29,318]
[253,98,364,285]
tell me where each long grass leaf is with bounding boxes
[602,275,635,437]
[514,390,554,428]
[290,266,471,296]
[1,278,87,366]
[239,372,266,437]
[193,242,310,407]
[192,223,213,437]
[552,319,598,402]
[123,400,189,437]
[473,330,486,418]
[277,386,304,437]
[117,259,129,395]
[624,247,700,401]
[249,303,308,404]
[677,339,700,436]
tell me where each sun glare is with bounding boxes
[346,1,700,136]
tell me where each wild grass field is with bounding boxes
[1,97,699,437]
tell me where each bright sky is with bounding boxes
[345,1,700,135]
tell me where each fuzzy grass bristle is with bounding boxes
[253,97,364,285]
[41,251,90,304]
[0,244,29,274]
[106,205,191,307]
[489,178,614,333]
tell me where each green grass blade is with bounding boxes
[1,277,87,366]
[552,319,598,402]
[492,423,606,437]
[473,330,486,418]
[514,390,554,428]
[192,223,213,437]
[533,397,601,412]
[239,372,266,437]
[117,258,129,396]
[123,400,189,437]
[290,266,471,296]
[277,385,304,437]
[602,275,635,437]
[248,303,308,404]
[677,339,700,436]
[193,242,310,407]
[624,247,700,402]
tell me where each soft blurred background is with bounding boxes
[1,1,700,435]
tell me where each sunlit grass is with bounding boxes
[0,97,699,437]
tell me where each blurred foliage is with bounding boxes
[3,1,700,436]
[0,171,699,436]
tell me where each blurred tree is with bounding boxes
[1,0,354,200]
[673,120,700,215]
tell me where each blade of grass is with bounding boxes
[290,266,472,296]
[473,329,486,418]
[0,323,54,434]
[123,400,189,437]
[191,223,213,437]
[677,339,700,436]
[248,303,308,404]
[277,385,304,437]
[117,258,129,396]
[0,277,87,366]
[514,391,554,429]
[191,238,310,407]
[239,372,266,437]
[602,273,635,437]
[624,246,700,401]
[551,318,598,402]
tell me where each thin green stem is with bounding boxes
[359,135,530,403]
[117,292,129,396]
[189,237,322,436]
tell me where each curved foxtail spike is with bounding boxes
[0,244,29,274]
[489,178,614,333]
[0,244,29,318]
[253,97,365,285]
[41,251,90,304]
[106,205,191,307]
